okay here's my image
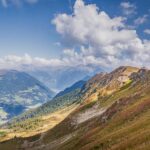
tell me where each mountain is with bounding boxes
[0,78,86,140]
[6,79,86,126]
[81,66,139,103]
[55,80,87,98]
[0,66,150,150]
[29,67,94,92]
[0,70,54,124]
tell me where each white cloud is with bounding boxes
[52,0,150,70]
[0,53,100,73]
[144,29,150,35]
[0,0,150,72]
[120,1,136,15]
[0,54,66,70]
[0,0,38,7]
[134,15,148,25]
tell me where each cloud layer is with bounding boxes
[0,54,66,70]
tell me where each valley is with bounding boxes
[0,70,55,124]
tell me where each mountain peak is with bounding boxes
[81,66,140,103]
[112,66,139,75]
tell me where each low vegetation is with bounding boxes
[0,66,150,150]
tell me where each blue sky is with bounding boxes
[0,0,150,70]
[0,0,69,58]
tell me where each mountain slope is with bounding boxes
[40,67,149,150]
[0,79,86,140]
[55,80,86,98]
[0,70,54,124]
[0,66,150,150]
[22,67,149,150]
[12,79,86,120]
[81,66,139,103]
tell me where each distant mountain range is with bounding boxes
[0,70,55,124]
[29,67,93,92]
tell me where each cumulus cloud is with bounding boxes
[120,1,136,15]
[0,54,66,70]
[52,0,150,69]
[0,0,38,7]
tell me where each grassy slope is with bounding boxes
[37,70,150,150]
[58,77,150,150]
[0,67,150,150]
[0,82,82,143]
[0,104,78,143]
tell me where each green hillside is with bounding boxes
[0,70,54,124]
[0,66,150,150]
[0,80,85,137]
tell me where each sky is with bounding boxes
[0,0,150,71]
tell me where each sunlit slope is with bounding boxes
[42,68,150,150]
[21,67,150,150]
[0,80,85,143]
[81,66,139,103]
[0,104,78,143]
[0,66,150,150]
